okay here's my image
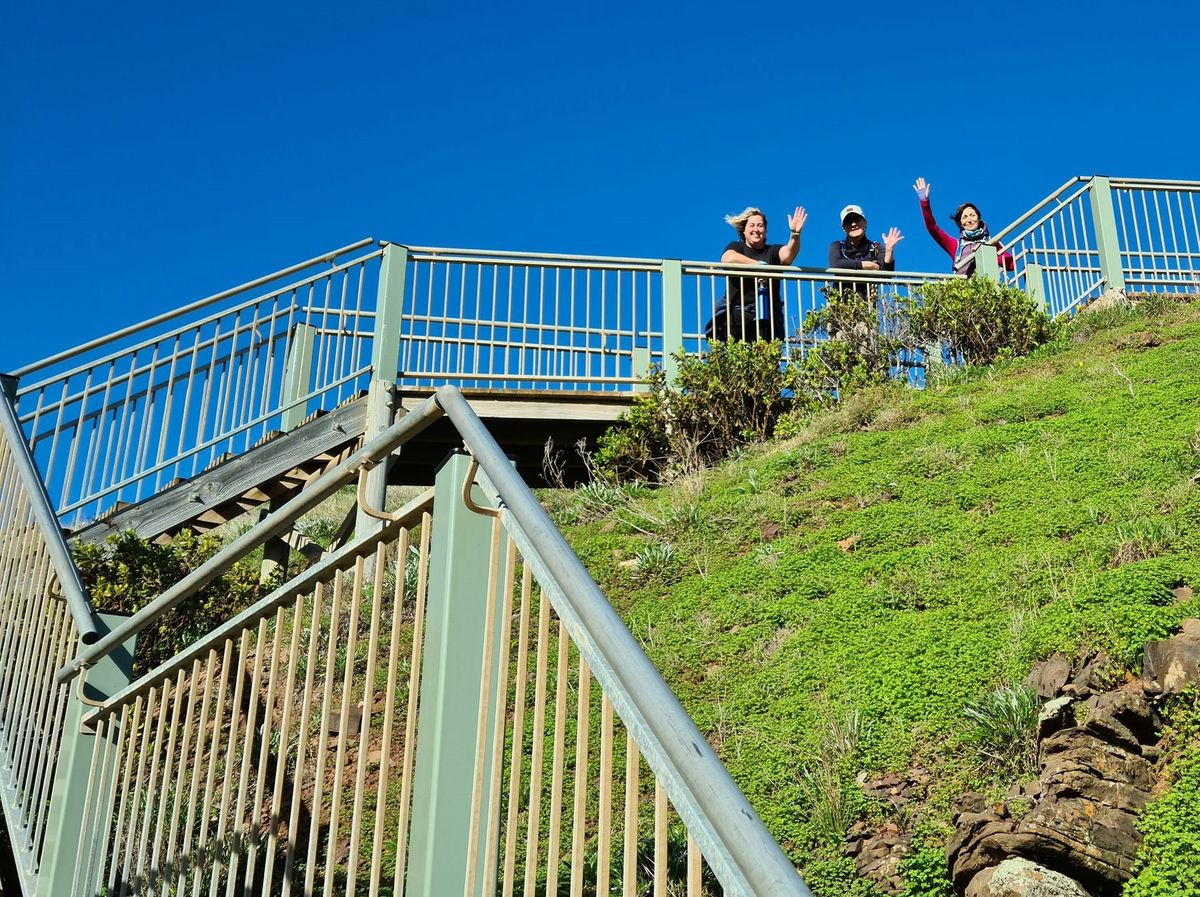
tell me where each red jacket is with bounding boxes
[919,197,1014,274]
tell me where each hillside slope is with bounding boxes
[549,298,1200,893]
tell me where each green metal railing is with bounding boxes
[989,176,1200,316]
[11,174,1199,527]
[0,378,105,895]
[38,386,810,896]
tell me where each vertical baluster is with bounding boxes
[392,515,432,897]
[622,734,639,897]
[654,777,668,897]
[281,582,326,897]
[146,668,188,890]
[500,564,534,897]
[164,657,211,892]
[569,655,592,897]
[240,605,287,894]
[260,595,305,896]
[544,618,570,896]
[224,618,270,896]
[105,695,143,896]
[522,585,552,896]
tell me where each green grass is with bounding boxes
[546,298,1200,884]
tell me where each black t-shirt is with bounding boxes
[724,240,784,307]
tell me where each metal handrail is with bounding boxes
[0,376,99,645]
[989,176,1088,247]
[50,385,809,895]
[437,387,808,896]
[12,238,377,380]
[53,391,446,685]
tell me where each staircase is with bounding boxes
[0,175,1195,896]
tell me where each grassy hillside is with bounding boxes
[545,297,1200,889]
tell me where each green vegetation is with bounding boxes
[961,685,1039,779]
[73,528,271,673]
[595,339,798,481]
[546,297,1200,891]
[1125,689,1200,897]
[597,280,1058,482]
[911,276,1055,366]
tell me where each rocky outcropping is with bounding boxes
[947,689,1158,894]
[843,821,910,895]
[1143,618,1200,695]
[944,618,1200,897]
[840,768,930,894]
[964,857,1092,896]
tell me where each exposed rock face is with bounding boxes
[1143,625,1200,695]
[1026,654,1072,699]
[843,821,910,895]
[947,690,1161,896]
[965,858,1092,896]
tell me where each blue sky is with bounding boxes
[3,0,1196,371]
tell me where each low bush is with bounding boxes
[797,289,911,405]
[909,276,1056,366]
[961,685,1040,780]
[74,529,272,674]
[595,339,799,481]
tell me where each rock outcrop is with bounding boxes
[944,621,1200,897]
[964,857,1092,896]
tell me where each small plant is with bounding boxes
[1112,519,1178,567]
[799,702,872,845]
[961,684,1040,779]
[633,541,677,578]
[909,276,1055,366]
[898,842,953,897]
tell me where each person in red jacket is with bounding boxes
[913,177,1013,276]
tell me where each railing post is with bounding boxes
[975,244,1000,281]
[1025,262,1048,312]
[661,259,684,383]
[357,243,408,537]
[280,323,316,432]
[406,452,508,897]
[1088,176,1126,293]
[34,614,135,897]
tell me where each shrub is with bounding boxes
[909,277,1055,366]
[797,289,911,405]
[595,339,800,481]
[74,529,272,674]
[898,843,954,897]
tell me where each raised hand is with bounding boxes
[913,178,930,202]
[883,227,904,250]
[788,206,808,234]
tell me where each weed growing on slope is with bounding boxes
[961,685,1040,780]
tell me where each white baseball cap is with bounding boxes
[839,204,865,224]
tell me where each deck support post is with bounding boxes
[661,259,684,383]
[34,614,135,897]
[405,452,509,896]
[357,243,408,537]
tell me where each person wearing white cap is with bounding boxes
[827,205,902,276]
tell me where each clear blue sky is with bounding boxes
[3,0,1195,371]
